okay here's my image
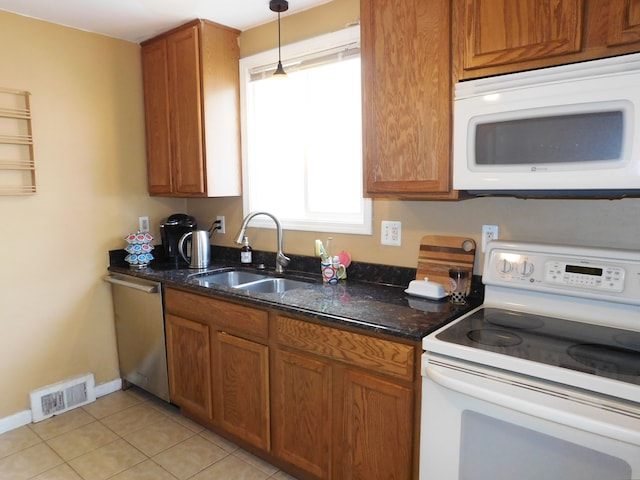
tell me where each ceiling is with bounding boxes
[0,0,333,43]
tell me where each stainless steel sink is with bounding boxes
[188,269,314,293]
[190,271,268,288]
[235,277,311,293]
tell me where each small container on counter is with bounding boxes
[241,236,252,265]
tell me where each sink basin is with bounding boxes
[190,271,268,288]
[235,278,311,294]
[188,269,315,293]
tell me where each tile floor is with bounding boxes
[0,387,297,480]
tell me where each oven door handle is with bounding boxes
[425,362,640,446]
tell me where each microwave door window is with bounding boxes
[475,111,624,166]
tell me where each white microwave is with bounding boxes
[453,53,640,197]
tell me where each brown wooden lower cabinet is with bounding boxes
[164,288,419,480]
[216,331,270,451]
[338,368,413,479]
[165,313,213,421]
[272,348,333,478]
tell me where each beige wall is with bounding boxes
[190,0,640,271]
[0,10,184,419]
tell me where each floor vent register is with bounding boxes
[30,373,96,422]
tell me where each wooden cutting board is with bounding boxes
[416,235,476,289]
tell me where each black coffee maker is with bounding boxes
[160,214,197,265]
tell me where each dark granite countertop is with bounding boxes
[108,247,483,342]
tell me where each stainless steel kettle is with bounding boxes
[178,230,211,269]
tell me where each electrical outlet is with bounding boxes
[138,216,149,233]
[216,215,226,234]
[381,220,402,246]
[481,225,499,252]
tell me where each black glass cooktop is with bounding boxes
[436,307,640,386]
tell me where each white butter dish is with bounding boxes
[404,277,447,300]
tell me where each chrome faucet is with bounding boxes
[235,212,290,273]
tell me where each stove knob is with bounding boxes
[498,259,513,274]
[519,261,534,277]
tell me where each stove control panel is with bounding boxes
[483,241,640,305]
[544,261,624,292]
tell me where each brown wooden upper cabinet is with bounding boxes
[361,0,457,199]
[141,20,241,197]
[454,0,640,80]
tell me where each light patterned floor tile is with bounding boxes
[0,425,42,459]
[121,387,154,403]
[152,434,228,480]
[83,390,144,420]
[272,470,300,479]
[30,408,95,440]
[32,463,83,479]
[0,387,290,480]
[190,454,271,480]
[0,442,63,479]
[67,438,146,480]
[123,416,195,457]
[164,410,206,434]
[100,403,167,437]
[198,430,240,454]
[46,420,118,461]
[233,449,279,476]
[110,459,178,480]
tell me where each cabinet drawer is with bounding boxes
[276,316,414,381]
[165,288,268,339]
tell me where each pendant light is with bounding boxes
[269,0,288,77]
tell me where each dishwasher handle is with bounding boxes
[104,275,159,294]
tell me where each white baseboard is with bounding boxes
[0,410,32,435]
[0,378,123,435]
[94,378,122,398]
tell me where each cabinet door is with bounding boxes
[361,0,454,198]
[607,0,640,46]
[165,313,212,420]
[167,25,206,195]
[337,369,413,480]
[459,0,584,71]
[141,38,173,195]
[216,332,270,451]
[273,349,332,479]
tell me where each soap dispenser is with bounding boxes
[241,236,253,265]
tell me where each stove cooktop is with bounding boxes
[435,307,640,387]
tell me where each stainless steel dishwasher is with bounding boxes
[105,273,170,402]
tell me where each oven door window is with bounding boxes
[460,411,631,480]
[420,357,640,480]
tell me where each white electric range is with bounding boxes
[420,241,640,480]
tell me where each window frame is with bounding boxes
[238,25,372,235]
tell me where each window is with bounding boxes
[239,26,372,235]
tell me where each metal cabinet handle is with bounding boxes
[104,275,158,294]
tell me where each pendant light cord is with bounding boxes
[270,0,288,76]
[278,11,282,65]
